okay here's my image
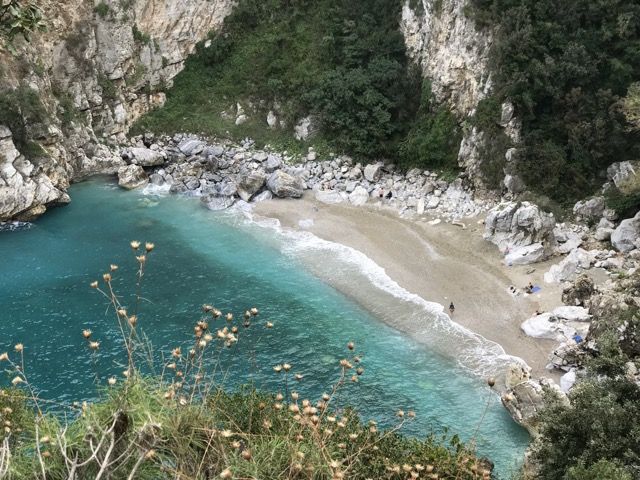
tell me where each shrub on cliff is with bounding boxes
[0,82,49,158]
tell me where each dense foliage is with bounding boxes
[468,0,640,203]
[132,0,459,170]
[0,0,45,55]
[532,335,640,479]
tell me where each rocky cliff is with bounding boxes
[400,0,508,194]
[1,0,496,221]
[0,0,233,220]
[400,0,492,116]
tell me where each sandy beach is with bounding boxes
[252,192,566,382]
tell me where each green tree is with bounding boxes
[621,82,640,131]
[468,0,640,203]
[532,335,640,479]
[398,80,461,170]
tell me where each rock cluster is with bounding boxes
[119,134,493,222]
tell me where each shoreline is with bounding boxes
[252,192,565,383]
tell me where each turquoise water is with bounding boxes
[0,178,529,476]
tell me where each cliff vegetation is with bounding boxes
[131,0,462,173]
[468,0,640,205]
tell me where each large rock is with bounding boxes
[348,186,369,206]
[611,211,640,253]
[177,139,206,156]
[201,194,235,211]
[236,171,266,201]
[124,147,166,167]
[117,164,149,189]
[544,248,594,283]
[521,313,576,341]
[0,126,64,221]
[266,170,304,198]
[561,274,595,306]
[501,379,569,436]
[363,163,382,182]
[504,243,545,265]
[315,190,344,204]
[573,196,605,221]
[552,306,591,322]
[294,116,318,141]
[607,160,640,195]
[484,202,556,261]
[505,362,531,389]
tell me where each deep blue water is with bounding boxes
[0,178,529,476]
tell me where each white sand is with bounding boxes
[252,193,564,382]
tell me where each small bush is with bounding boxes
[0,83,49,157]
[532,335,640,479]
[93,1,110,19]
[98,74,118,101]
[125,63,148,86]
[132,24,151,44]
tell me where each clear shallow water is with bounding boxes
[0,178,529,476]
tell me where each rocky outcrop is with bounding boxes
[483,202,556,264]
[118,164,148,189]
[401,0,500,192]
[607,160,640,196]
[0,126,69,221]
[544,248,594,284]
[400,0,491,116]
[0,0,234,221]
[611,211,640,253]
[501,378,569,436]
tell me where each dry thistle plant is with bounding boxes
[0,241,493,479]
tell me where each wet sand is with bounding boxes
[252,192,564,382]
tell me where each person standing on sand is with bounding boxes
[449,302,455,316]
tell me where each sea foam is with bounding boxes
[243,212,528,379]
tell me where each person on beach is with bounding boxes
[449,302,455,316]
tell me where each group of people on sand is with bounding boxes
[509,282,536,295]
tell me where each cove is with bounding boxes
[0,178,529,476]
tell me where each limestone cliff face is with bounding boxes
[400,0,500,193]
[400,0,492,117]
[0,0,233,220]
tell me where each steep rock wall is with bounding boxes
[400,0,492,117]
[400,0,499,194]
[0,0,233,221]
